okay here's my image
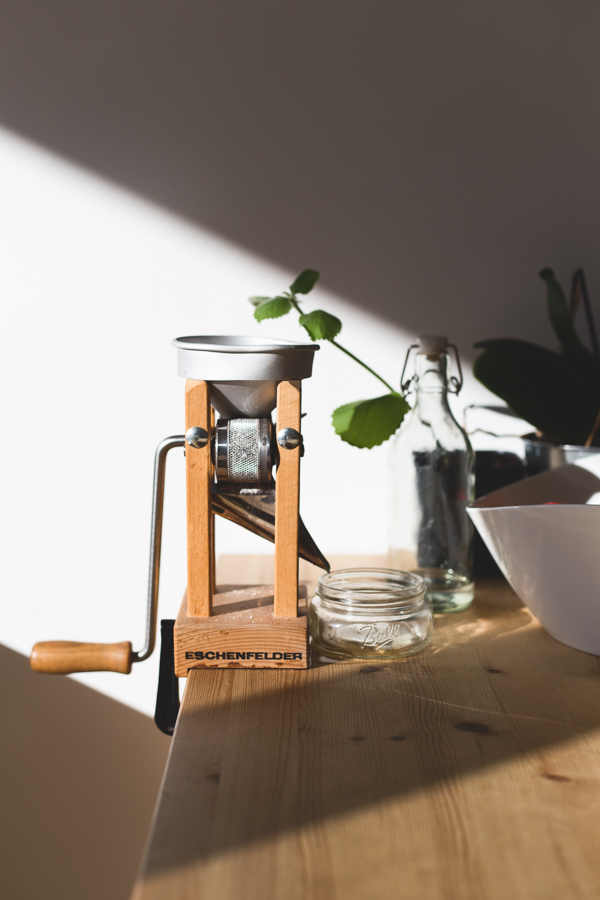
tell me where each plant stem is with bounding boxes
[288,295,396,393]
[330,340,396,392]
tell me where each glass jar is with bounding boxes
[309,568,433,660]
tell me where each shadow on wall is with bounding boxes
[0,644,170,900]
[0,2,599,350]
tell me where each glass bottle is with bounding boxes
[388,336,474,612]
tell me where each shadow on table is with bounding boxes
[142,581,600,877]
[0,644,170,900]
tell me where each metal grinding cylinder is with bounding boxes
[215,418,273,482]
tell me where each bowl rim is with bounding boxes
[469,502,600,511]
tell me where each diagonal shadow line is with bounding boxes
[138,582,600,879]
[0,2,591,352]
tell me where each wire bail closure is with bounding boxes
[400,342,464,395]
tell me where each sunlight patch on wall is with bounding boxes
[0,127,501,714]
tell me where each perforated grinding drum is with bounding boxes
[215,418,272,482]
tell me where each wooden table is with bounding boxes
[132,557,600,900]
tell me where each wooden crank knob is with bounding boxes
[30,640,133,675]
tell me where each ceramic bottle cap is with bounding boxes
[418,335,448,353]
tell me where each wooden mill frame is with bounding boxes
[173,378,308,674]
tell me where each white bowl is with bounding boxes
[468,455,600,655]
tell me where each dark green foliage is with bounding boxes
[540,268,586,359]
[474,270,600,445]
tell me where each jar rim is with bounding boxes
[316,567,425,606]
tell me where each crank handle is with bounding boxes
[29,435,185,678]
[30,640,132,674]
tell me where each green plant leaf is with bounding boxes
[290,269,320,295]
[474,338,553,355]
[249,295,272,307]
[539,268,588,358]
[254,296,292,321]
[332,393,410,449]
[473,344,600,445]
[299,309,342,341]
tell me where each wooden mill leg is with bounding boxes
[185,379,213,617]
[210,406,216,598]
[274,380,301,618]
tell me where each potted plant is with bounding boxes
[473,268,600,473]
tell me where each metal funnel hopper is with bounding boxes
[173,336,319,417]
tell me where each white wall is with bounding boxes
[0,127,506,715]
[1,6,599,896]
[0,1,598,352]
[2,0,599,719]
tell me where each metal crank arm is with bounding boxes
[30,436,185,675]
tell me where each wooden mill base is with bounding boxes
[173,584,308,676]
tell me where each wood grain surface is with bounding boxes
[274,380,301,618]
[30,640,132,674]
[133,561,600,900]
[210,406,216,598]
[185,379,213,617]
[173,585,308,675]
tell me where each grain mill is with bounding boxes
[31,336,329,693]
